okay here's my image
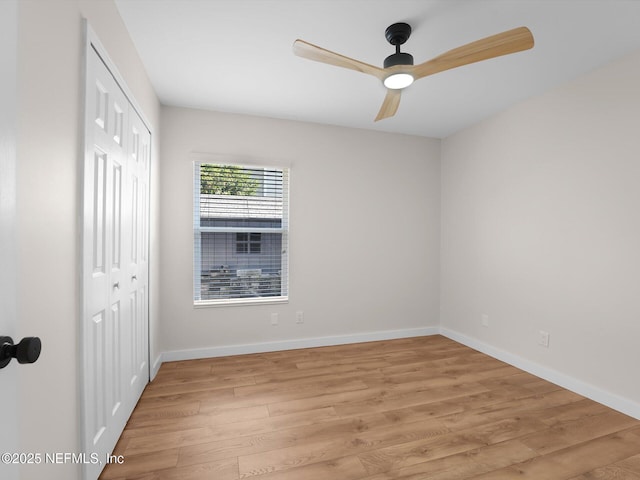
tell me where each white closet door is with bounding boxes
[124,105,150,404]
[82,45,149,480]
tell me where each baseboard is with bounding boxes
[153,324,639,420]
[159,326,440,363]
[150,354,163,381]
[440,327,640,420]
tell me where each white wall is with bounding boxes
[16,1,159,478]
[159,107,440,357]
[441,50,640,415]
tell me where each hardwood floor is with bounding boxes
[100,335,640,479]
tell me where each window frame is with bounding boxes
[193,156,289,307]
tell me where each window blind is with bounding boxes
[194,163,289,304]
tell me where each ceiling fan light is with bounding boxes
[384,73,414,90]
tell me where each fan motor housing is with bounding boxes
[384,52,414,69]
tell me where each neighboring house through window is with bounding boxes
[236,232,262,254]
[193,162,289,304]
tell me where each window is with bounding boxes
[194,163,289,305]
[236,232,261,254]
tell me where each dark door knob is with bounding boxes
[0,336,42,369]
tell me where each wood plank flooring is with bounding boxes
[99,335,640,480]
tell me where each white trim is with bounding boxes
[191,151,292,169]
[440,327,640,420]
[85,23,153,133]
[151,354,163,381]
[151,324,640,420]
[193,163,201,298]
[160,327,439,363]
[194,296,289,308]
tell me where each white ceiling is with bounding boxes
[114,0,640,138]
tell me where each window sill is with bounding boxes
[194,296,289,308]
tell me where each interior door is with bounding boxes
[82,46,131,479]
[0,0,19,480]
[124,104,150,405]
[0,2,19,479]
[82,42,150,480]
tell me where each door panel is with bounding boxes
[92,150,107,276]
[109,300,122,417]
[128,290,138,388]
[111,162,122,271]
[89,309,107,445]
[125,106,150,400]
[84,50,131,467]
[130,176,138,266]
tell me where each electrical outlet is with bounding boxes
[481,314,489,327]
[538,330,550,347]
[296,311,304,324]
[270,313,279,326]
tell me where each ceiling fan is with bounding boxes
[293,23,534,121]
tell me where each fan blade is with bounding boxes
[375,89,402,122]
[412,26,534,80]
[293,39,386,80]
